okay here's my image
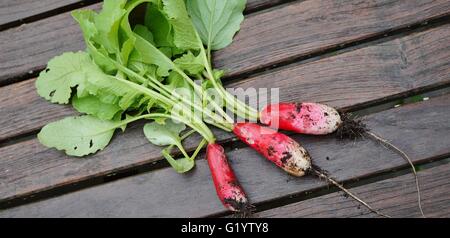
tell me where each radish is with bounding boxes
[260,103,424,217]
[206,143,250,212]
[233,123,312,177]
[232,122,393,217]
[260,102,342,135]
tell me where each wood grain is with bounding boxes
[0,79,76,142]
[0,0,87,28]
[215,0,450,76]
[1,93,450,217]
[1,0,450,85]
[0,0,278,30]
[2,24,450,141]
[256,162,450,218]
[245,0,295,13]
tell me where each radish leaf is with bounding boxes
[144,120,198,173]
[162,148,195,173]
[38,115,121,157]
[134,25,155,44]
[72,9,116,73]
[93,0,127,54]
[36,52,101,104]
[187,0,246,50]
[162,0,201,51]
[130,33,174,77]
[72,95,123,120]
[145,2,174,48]
[173,51,204,75]
[143,120,186,146]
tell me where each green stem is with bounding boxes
[206,0,216,66]
[124,113,214,144]
[114,64,232,129]
[174,141,191,159]
[109,77,215,142]
[180,130,196,140]
[173,65,234,124]
[204,68,259,120]
[194,30,259,121]
[128,34,233,124]
[190,139,207,161]
[109,75,174,108]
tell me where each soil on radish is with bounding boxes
[267,146,276,157]
[280,152,293,165]
[223,198,248,212]
[336,113,369,140]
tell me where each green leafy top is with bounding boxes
[35,0,249,173]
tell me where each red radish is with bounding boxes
[233,123,312,177]
[260,102,342,135]
[206,143,249,212]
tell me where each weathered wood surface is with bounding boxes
[1,0,450,85]
[1,93,450,217]
[2,23,450,142]
[1,24,450,204]
[245,0,294,13]
[256,162,450,218]
[0,0,86,28]
[1,24,450,203]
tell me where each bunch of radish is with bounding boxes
[35,0,423,217]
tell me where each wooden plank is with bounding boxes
[1,93,450,217]
[2,23,450,141]
[0,0,86,28]
[256,162,450,218]
[1,0,450,85]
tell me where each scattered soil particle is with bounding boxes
[296,103,303,113]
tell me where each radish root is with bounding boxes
[336,112,426,218]
[364,131,426,218]
[231,204,256,218]
[311,165,391,218]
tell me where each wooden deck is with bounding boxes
[0,0,449,218]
